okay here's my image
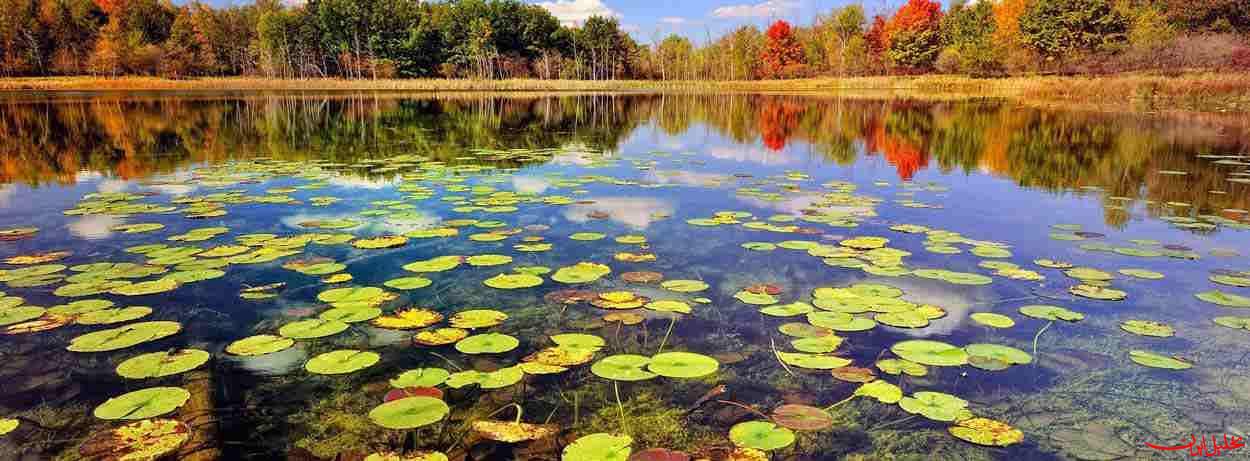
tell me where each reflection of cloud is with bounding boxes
[0,185,15,209]
[512,176,550,194]
[735,193,875,217]
[552,151,596,166]
[712,0,798,18]
[535,0,620,26]
[148,172,197,196]
[70,215,122,240]
[97,179,129,193]
[283,212,440,235]
[707,146,793,165]
[230,345,306,376]
[563,197,675,229]
[890,280,991,337]
[328,175,398,190]
[645,170,732,187]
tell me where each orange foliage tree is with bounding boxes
[884,0,943,71]
[760,20,806,79]
[992,0,1031,70]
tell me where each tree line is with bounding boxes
[1,0,1248,79]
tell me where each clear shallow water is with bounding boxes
[0,93,1248,461]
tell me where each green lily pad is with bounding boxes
[0,418,15,435]
[659,279,709,293]
[876,358,927,377]
[569,232,606,241]
[368,396,450,429]
[552,262,612,284]
[279,319,349,339]
[771,404,834,431]
[563,433,632,461]
[913,269,993,286]
[776,352,851,369]
[117,349,211,379]
[1213,316,1250,331]
[742,242,777,251]
[855,379,902,403]
[390,368,450,388]
[319,307,382,323]
[93,387,191,420]
[449,309,507,328]
[1119,320,1174,337]
[552,333,607,350]
[790,335,844,353]
[305,350,381,375]
[225,335,294,356]
[0,306,46,326]
[1195,290,1250,308]
[1119,269,1164,280]
[1069,284,1127,301]
[890,340,968,367]
[963,343,1032,365]
[760,302,813,317]
[1128,350,1192,370]
[1211,275,1250,287]
[949,417,1024,447]
[734,290,778,305]
[467,254,512,267]
[317,286,387,305]
[384,277,433,290]
[969,312,1015,328]
[591,354,657,381]
[68,321,182,352]
[484,273,543,289]
[403,256,462,273]
[648,352,719,378]
[1018,305,1085,322]
[110,279,180,296]
[729,421,795,451]
[898,391,969,422]
[455,333,519,354]
[875,310,930,328]
[644,300,692,314]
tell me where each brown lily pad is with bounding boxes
[629,448,692,461]
[471,420,558,443]
[622,271,664,283]
[385,387,444,402]
[545,289,597,305]
[770,404,834,431]
[831,366,877,383]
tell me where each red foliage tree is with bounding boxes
[865,15,889,57]
[759,20,805,79]
[887,0,943,37]
[757,99,803,151]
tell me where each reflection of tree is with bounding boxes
[1,93,1246,226]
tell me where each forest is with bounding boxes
[0,0,1248,80]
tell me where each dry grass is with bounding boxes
[2,73,1249,113]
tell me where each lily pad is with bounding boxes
[592,355,657,381]
[413,328,469,346]
[898,391,970,422]
[467,254,513,267]
[659,279,709,293]
[1119,269,1164,280]
[0,306,46,326]
[876,358,927,377]
[890,340,968,366]
[472,420,558,443]
[1128,350,1191,370]
[368,396,450,429]
[854,379,903,403]
[770,404,834,431]
[1119,320,1174,337]
[93,387,191,420]
[449,309,507,328]
[484,273,543,289]
[455,333,519,354]
[552,262,612,284]
[372,309,443,330]
[648,352,719,378]
[305,350,380,375]
[1195,290,1250,308]
[1213,316,1250,331]
[116,349,211,379]
[969,312,1015,328]
[68,321,182,352]
[964,343,1032,365]
[403,256,463,273]
[279,319,349,339]
[777,352,851,369]
[79,419,190,461]
[729,421,795,451]
[563,433,632,461]
[949,418,1024,447]
[384,277,433,290]
[225,335,294,356]
[1018,305,1085,322]
[1069,284,1127,301]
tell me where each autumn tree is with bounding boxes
[885,0,943,72]
[760,20,805,79]
[1019,0,1128,63]
[940,0,998,75]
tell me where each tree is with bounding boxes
[760,20,804,79]
[885,0,943,71]
[656,34,692,80]
[829,5,867,75]
[1019,0,1128,62]
[940,0,998,75]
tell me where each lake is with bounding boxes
[0,92,1248,461]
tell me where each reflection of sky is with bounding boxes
[511,176,550,194]
[562,196,675,229]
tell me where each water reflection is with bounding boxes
[1,93,1247,227]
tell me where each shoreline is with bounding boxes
[3,73,1249,115]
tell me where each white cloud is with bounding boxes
[659,17,686,25]
[711,0,798,18]
[511,176,550,195]
[97,179,129,194]
[563,196,674,229]
[69,215,122,240]
[535,0,620,26]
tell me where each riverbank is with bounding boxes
[3,73,1249,114]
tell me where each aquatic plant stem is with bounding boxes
[823,395,857,412]
[1032,320,1054,365]
[657,314,677,354]
[429,351,463,371]
[614,381,629,436]
[714,400,770,419]
[871,414,917,431]
[770,336,796,377]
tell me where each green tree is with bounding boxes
[1019,0,1128,61]
[940,0,999,75]
[656,34,692,80]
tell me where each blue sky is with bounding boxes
[531,0,909,43]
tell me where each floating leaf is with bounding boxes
[1195,290,1250,308]
[777,352,850,370]
[413,328,469,346]
[467,254,512,266]
[969,313,1014,329]
[368,397,450,429]
[372,309,443,330]
[1213,316,1250,331]
[553,262,612,284]
[93,387,190,420]
[363,451,448,461]
[1018,305,1085,322]
[226,335,294,356]
[876,359,927,377]
[390,368,450,388]
[648,352,719,378]
[305,350,380,375]
[729,421,795,451]
[770,404,834,431]
[403,256,462,273]
[591,355,656,381]
[790,335,844,354]
[949,418,1024,447]
[1069,284,1127,301]
[449,309,507,328]
[1119,320,1174,337]
[484,273,543,289]
[854,380,902,403]
[79,419,189,461]
[68,321,182,352]
[116,349,211,379]
[759,302,813,317]
[472,420,558,443]
[734,290,778,305]
[963,343,1032,365]
[1128,350,1191,370]
[1119,269,1164,280]
[110,279,180,296]
[563,433,632,461]
[831,366,877,383]
[890,340,968,367]
[898,391,970,422]
[353,235,408,249]
[0,305,46,326]
[279,319,349,339]
[455,333,519,354]
[659,279,708,293]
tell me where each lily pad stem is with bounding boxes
[429,351,463,371]
[657,314,677,354]
[713,399,770,419]
[871,414,917,431]
[1032,320,1053,365]
[823,395,857,412]
[614,381,628,436]
[770,336,796,377]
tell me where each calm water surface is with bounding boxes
[0,93,1248,461]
